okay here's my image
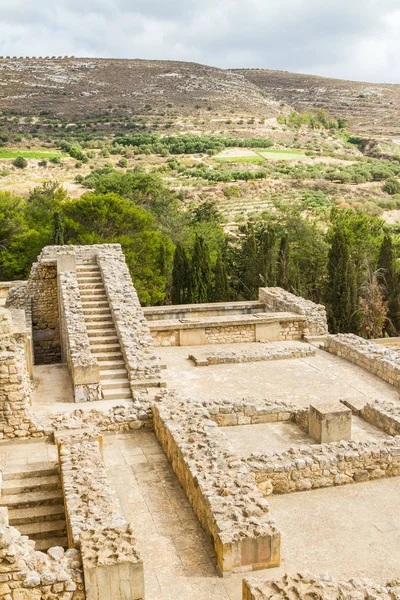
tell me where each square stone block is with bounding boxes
[179,327,206,346]
[255,321,281,342]
[309,402,352,443]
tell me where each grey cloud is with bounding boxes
[0,0,399,82]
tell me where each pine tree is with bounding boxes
[326,226,355,333]
[171,243,190,304]
[187,235,212,303]
[213,254,229,302]
[51,211,64,245]
[259,226,277,286]
[377,232,400,334]
[276,234,290,290]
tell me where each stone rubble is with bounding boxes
[243,573,400,599]
[0,523,84,600]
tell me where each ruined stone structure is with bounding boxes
[3,244,400,600]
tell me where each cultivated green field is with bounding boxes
[214,155,265,163]
[258,149,307,160]
[0,150,64,159]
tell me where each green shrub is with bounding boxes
[384,179,400,195]
[13,156,27,169]
[38,159,47,167]
[117,157,128,168]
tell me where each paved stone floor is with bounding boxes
[157,343,400,407]
[0,437,57,468]
[221,415,391,457]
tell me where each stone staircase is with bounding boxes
[0,461,67,551]
[76,261,133,402]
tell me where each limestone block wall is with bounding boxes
[27,260,61,364]
[0,521,84,600]
[243,573,400,600]
[248,438,400,495]
[153,392,281,576]
[325,334,400,388]
[0,309,45,440]
[97,246,162,388]
[362,401,400,436]
[58,435,144,600]
[259,287,328,337]
[206,398,303,427]
[58,272,101,403]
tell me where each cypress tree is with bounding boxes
[213,254,229,302]
[187,235,212,303]
[240,225,260,299]
[51,211,64,245]
[276,234,290,290]
[259,226,277,286]
[326,226,355,333]
[171,243,190,304]
[377,232,400,334]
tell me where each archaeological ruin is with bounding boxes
[1,243,400,599]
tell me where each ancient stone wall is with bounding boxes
[58,272,101,403]
[205,398,303,427]
[0,309,45,440]
[58,435,144,600]
[153,392,281,576]
[27,261,61,364]
[189,342,315,367]
[243,573,400,600]
[325,334,400,388]
[0,521,84,600]
[248,438,400,495]
[362,400,400,436]
[259,287,328,337]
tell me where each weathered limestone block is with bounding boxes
[81,524,144,600]
[189,342,315,367]
[309,402,352,443]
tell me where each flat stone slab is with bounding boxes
[188,341,315,366]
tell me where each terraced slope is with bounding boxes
[234,69,400,137]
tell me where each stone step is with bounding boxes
[82,307,112,315]
[87,330,118,339]
[102,388,132,401]
[2,475,61,496]
[8,504,66,525]
[98,360,126,370]
[89,337,119,347]
[77,273,102,279]
[86,321,114,330]
[100,368,128,379]
[82,303,110,310]
[0,489,64,509]
[91,343,122,352]
[80,292,107,299]
[35,537,68,552]
[94,351,124,361]
[131,379,166,389]
[2,462,58,481]
[18,519,67,540]
[78,283,105,290]
[101,379,130,391]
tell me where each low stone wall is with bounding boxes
[189,342,315,366]
[153,392,281,576]
[205,398,304,427]
[362,400,400,436]
[143,301,265,321]
[248,438,400,495]
[325,334,400,388]
[150,313,305,347]
[58,435,144,599]
[259,287,328,338]
[0,521,84,600]
[0,280,25,299]
[97,247,162,389]
[58,271,101,403]
[243,573,400,600]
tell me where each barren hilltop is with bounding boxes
[1,57,400,136]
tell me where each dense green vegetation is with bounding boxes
[1,172,400,338]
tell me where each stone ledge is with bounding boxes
[149,311,305,331]
[189,342,315,366]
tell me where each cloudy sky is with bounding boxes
[0,0,399,83]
